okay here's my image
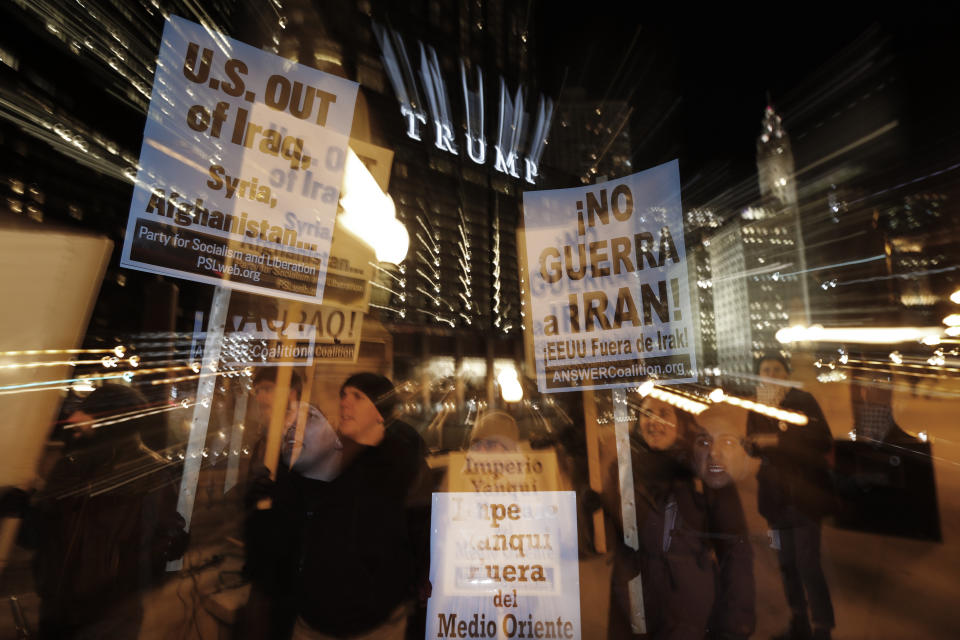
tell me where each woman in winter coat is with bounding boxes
[606,398,755,640]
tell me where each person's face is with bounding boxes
[282,410,339,474]
[693,430,743,489]
[758,359,789,381]
[253,380,276,420]
[339,385,385,445]
[253,380,296,426]
[853,373,893,407]
[66,409,95,440]
[637,400,679,451]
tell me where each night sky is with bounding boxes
[536,6,957,189]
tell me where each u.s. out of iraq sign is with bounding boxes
[121,15,358,302]
[521,160,697,392]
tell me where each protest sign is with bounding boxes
[446,451,562,493]
[121,15,358,302]
[521,160,696,392]
[427,492,581,639]
[190,304,363,366]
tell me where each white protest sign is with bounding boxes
[426,491,581,639]
[121,15,358,302]
[190,305,363,366]
[521,160,696,392]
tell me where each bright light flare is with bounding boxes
[777,324,943,345]
[339,148,409,264]
[496,366,523,403]
[636,380,654,397]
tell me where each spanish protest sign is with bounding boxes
[426,492,581,639]
[446,451,562,493]
[120,15,358,302]
[189,303,363,367]
[521,160,696,392]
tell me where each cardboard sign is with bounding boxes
[427,492,581,639]
[190,305,363,366]
[521,160,696,391]
[121,15,358,302]
[446,451,562,493]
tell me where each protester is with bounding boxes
[605,397,755,640]
[468,410,521,451]
[245,371,429,639]
[242,367,342,639]
[694,404,756,640]
[746,354,835,640]
[11,384,187,639]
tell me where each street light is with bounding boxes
[338,148,409,264]
[496,366,523,403]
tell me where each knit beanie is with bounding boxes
[341,373,398,421]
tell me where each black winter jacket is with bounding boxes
[246,420,430,637]
[746,388,835,525]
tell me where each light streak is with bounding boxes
[846,157,960,207]
[718,393,809,426]
[775,254,885,279]
[368,302,406,318]
[847,357,958,375]
[834,265,959,288]
[415,268,440,290]
[414,231,439,255]
[0,347,125,357]
[794,121,899,181]
[0,355,138,370]
[0,363,210,393]
[776,325,943,345]
[369,280,405,301]
[368,262,405,284]
[416,308,454,327]
[634,382,709,415]
[63,401,194,430]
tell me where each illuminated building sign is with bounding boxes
[372,22,553,185]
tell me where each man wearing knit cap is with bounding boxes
[260,371,429,640]
[337,372,399,446]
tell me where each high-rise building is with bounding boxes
[708,105,809,382]
[544,87,633,184]
[684,207,721,372]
